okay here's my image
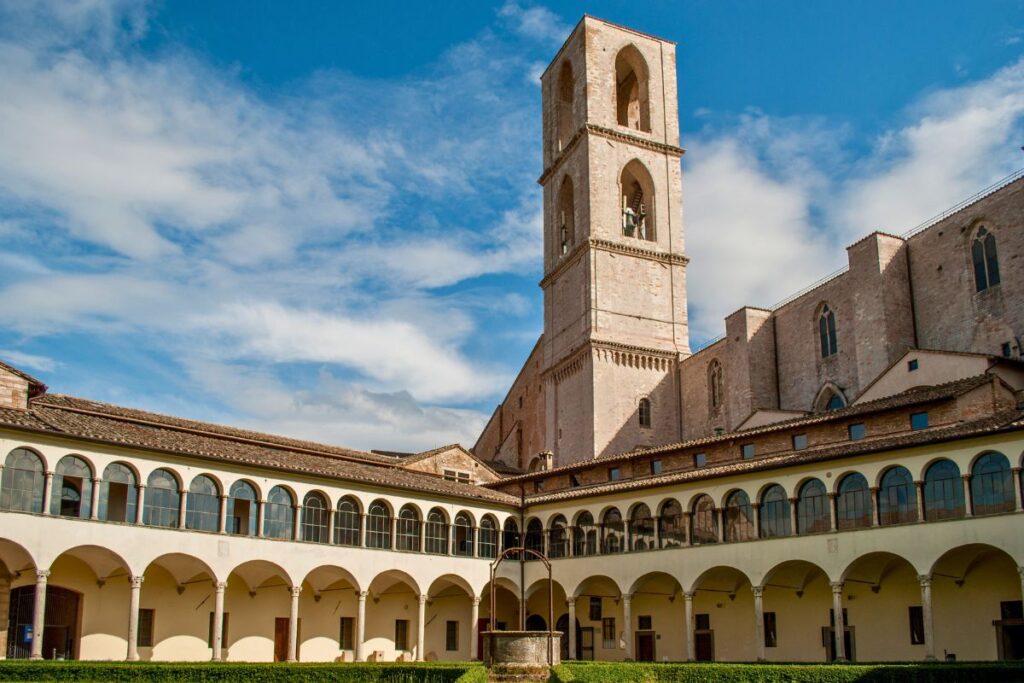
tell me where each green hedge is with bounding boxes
[0,661,483,682]
[550,662,1024,683]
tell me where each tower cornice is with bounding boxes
[537,124,686,186]
[539,237,689,289]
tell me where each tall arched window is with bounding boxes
[658,499,685,548]
[1,448,45,513]
[366,500,392,549]
[971,452,1015,515]
[573,512,597,556]
[878,466,916,525]
[53,455,93,518]
[723,490,754,542]
[709,360,724,411]
[525,518,544,557]
[836,473,871,530]
[425,508,449,554]
[923,460,965,521]
[144,469,181,528]
[228,480,258,536]
[972,226,1000,292]
[335,496,362,546]
[558,175,575,256]
[601,508,625,553]
[690,494,718,544]
[638,398,652,428]
[479,516,498,559]
[759,485,791,538]
[396,505,421,551]
[185,475,220,532]
[614,45,650,131]
[502,517,520,554]
[629,504,655,551]
[99,462,137,523]
[620,160,655,240]
[453,512,474,557]
[302,492,329,543]
[796,479,830,534]
[819,304,838,357]
[548,515,568,558]
[556,60,574,152]
[263,486,295,539]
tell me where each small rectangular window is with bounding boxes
[694,453,707,468]
[848,423,866,440]
[764,611,777,647]
[445,620,459,651]
[443,469,457,481]
[339,616,354,650]
[741,443,755,459]
[457,472,471,484]
[608,467,620,481]
[908,359,919,371]
[602,618,616,648]
[570,475,581,488]
[589,597,602,621]
[208,612,229,648]
[534,480,544,492]
[695,613,710,631]
[910,412,929,430]
[1002,342,1013,358]
[650,460,662,475]
[908,606,924,644]
[638,615,652,630]
[792,434,808,450]
[1001,600,1024,620]
[395,619,409,651]
[138,609,155,647]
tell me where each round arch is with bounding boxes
[144,552,219,586]
[688,565,751,596]
[570,574,622,600]
[228,559,295,592]
[301,564,361,595]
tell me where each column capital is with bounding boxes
[1012,466,1022,474]
[130,575,145,589]
[290,585,302,598]
[178,488,188,495]
[472,596,481,606]
[35,569,50,581]
[44,470,54,478]
[751,502,761,509]
[914,480,924,487]
[788,497,798,504]
[137,483,147,490]
[358,590,368,601]
[214,581,228,591]
[827,492,837,500]
[621,592,632,604]
[751,586,764,598]
[683,591,694,602]
[830,581,844,593]
[418,593,429,605]
[961,473,973,481]
[869,486,880,493]
[1018,566,1024,580]
[219,493,229,500]
[92,476,103,484]
[917,574,932,587]
[566,597,576,608]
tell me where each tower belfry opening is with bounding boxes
[615,45,651,132]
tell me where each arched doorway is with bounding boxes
[7,586,80,660]
[555,613,582,661]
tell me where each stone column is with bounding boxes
[830,581,846,662]
[126,575,144,661]
[355,590,367,661]
[752,586,765,661]
[682,513,692,547]
[30,570,49,660]
[472,527,479,558]
[828,494,838,532]
[256,500,265,537]
[218,496,229,534]
[419,521,426,553]
[919,575,936,661]
[869,487,880,526]
[752,503,761,538]
[90,478,102,520]
[359,514,367,547]
[287,585,301,662]
[292,505,302,541]
[622,593,633,660]
[327,506,335,544]
[135,485,146,525]
[42,472,54,515]
[653,518,661,549]
[714,508,724,541]
[1011,468,1022,512]
[417,593,428,661]
[914,481,925,522]
[389,515,397,550]
[961,475,973,518]
[0,570,10,660]
[178,489,188,529]
[566,598,576,660]
[211,581,227,661]
[470,597,481,660]
[683,591,694,661]
[788,498,799,535]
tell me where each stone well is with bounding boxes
[482,630,562,666]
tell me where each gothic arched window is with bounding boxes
[614,45,650,132]
[723,490,754,542]
[558,175,575,256]
[819,304,838,358]
[972,226,1000,292]
[620,160,655,241]
[709,360,724,410]
[638,397,652,428]
[557,60,574,152]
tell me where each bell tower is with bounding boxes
[538,17,690,464]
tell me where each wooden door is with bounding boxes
[476,618,488,660]
[579,627,595,660]
[273,618,289,662]
[635,632,655,661]
[694,631,714,661]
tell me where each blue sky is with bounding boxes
[1,0,1022,452]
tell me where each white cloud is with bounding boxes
[0,350,60,373]
[498,2,571,46]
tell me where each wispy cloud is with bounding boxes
[0,350,60,373]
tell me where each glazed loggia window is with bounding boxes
[425,508,449,555]
[52,455,93,518]
[547,515,569,559]
[100,462,137,522]
[796,478,830,534]
[228,480,258,536]
[836,473,871,530]
[366,500,392,549]
[723,490,754,542]
[478,516,498,559]
[396,505,421,551]
[657,499,686,548]
[971,452,1015,515]
[335,496,362,546]
[690,494,718,544]
[573,512,597,557]
[759,485,790,538]
[629,503,655,551]
[878,466,917,525]
[302,492,329,543]
[923,459,965,521]
[144,468,180,528]
[1,448,45,513]
[263,485,295,540]
[185,475,220,532]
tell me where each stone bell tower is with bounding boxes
[538,17,690,464]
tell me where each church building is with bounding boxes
[1,16,1023,665]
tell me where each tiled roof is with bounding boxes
[525,409,1024,504]
[0,394,518,506]
[0,360,47,394]
[490,374,1000,485]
